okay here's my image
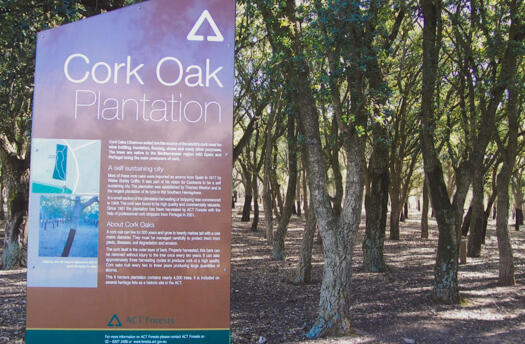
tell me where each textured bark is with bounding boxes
[298,37,365,341]
[494,73,519,286]
[421,178,429,239]
[257,0,369,337]
[328,119,343,217]
[515,209,523,231]
[496,163,516,285]
[1,156,30,269]
[296,167,302,217]
[272,116,298,260]
[421,0,461,304]
[0,167,5,221]
[251,175,260,232]
[467,168,485,257]
[389,185,401,240]
[512,173,524,230]
[461,206,472,236]
[363,126,389,272]
[294,196,316,284]
[241,194,252,222]
[240,162,252,222]
[482,193,497,244]
[482,167,499,244]
[270,147,284,219]
[494,5,523,285]
[262,112,276,243]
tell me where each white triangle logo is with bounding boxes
[187,10,224,42]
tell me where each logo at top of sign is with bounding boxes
[187,10,224,42]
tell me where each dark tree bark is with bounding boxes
[270,147,284,219]
[327,117,343,217]
[241,190,252,222]
[390,184,402,238]
[249,129,264,232]
[495,161,516,285]
[0,166,5,221]
[461,206,472,236]
[1,155,29,269]
[421,0,463,304]
[240,162,252,222]
[272,115,298,260]
[512,172,524,230]
[294,196,316,284]
[421,177,430,239]
[251,174,260,232]
[482,165,499,244]
[494,76,520,286]
[256,0,392,337]
[363,125,389,272]
[420,0,521,303]
[493,4,523,285]
[296,165,302,217]
[262,110,277,243]
[515,209,523,231]
[467,168,485,257]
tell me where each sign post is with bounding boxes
[26,0,235,342]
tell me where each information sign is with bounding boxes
[26,0,235,342]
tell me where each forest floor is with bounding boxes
[1,208,524,343]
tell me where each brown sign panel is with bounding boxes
[26,1,234,342]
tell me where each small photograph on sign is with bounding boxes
[31,138,101,195]
[38,195,99,258]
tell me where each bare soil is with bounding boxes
[1,209,524,343]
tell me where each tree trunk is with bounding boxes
[421,177,429,239]
[272,115,298,260]
[461,206,472,236]
[262,113,276,243]
[257,0,367,337]
[241,195,252,222]
[421,0,462,304]
[389,183,401,240]
[1,157,30,269]
[515,209,523,231]
[296,162,302,217]
[494,68,520,286]
[467,168,485,257]
[512,173,523,230]
[363,126,389,272]
[251,174,260,232]
[482,167,499,244]
[294,196,316,284]
[404,202,409,219]
[0,166,5,221]
[296,43,365,339]
[271,147,284,218]
[495,163,516,285]
[240,163,252,222]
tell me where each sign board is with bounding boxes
[26,0,235,342]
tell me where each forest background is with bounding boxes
[0,0,524,342]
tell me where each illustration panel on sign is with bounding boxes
[31,139,101,194]
[38,195,99,258]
